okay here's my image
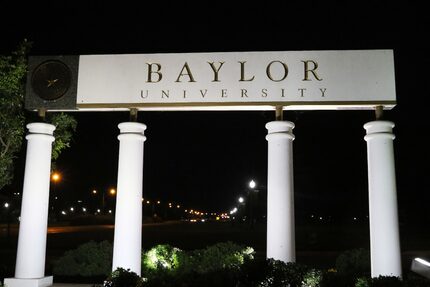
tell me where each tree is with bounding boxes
[0,40,77,191]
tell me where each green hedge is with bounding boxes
[53,240,112,277]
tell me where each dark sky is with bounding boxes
[1,1,429,222]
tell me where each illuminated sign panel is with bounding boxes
[26,50,396,111]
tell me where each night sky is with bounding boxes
[1,1,429,223]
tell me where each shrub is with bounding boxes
[103,268,145,287]
[303,269,323,287]
[236,258,267,286]
[355,276,369,287]
[141,244,183,276]
[319,269,348,287]
[141,242,255,285]
[53,240,112,277]
[255,259,308,287]
[335,248,370,282]
[188,241,255,274]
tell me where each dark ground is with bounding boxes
[1,220,429,280]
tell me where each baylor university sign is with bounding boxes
[6,50,401,287]
[26,50,395,110]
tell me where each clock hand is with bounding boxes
[46,79,59,87]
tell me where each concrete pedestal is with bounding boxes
[266,121,296,263]
[112,122,146,276]
[4,276,53,287]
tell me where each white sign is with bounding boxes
[76,50,396,111]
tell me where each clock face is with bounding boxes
[31,60,72,101]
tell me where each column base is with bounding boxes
[4,276,53,287]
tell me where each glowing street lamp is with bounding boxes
[238,197,244,203]
[92,188,116,213]
[249,180,256,189]
[51,172,61,183]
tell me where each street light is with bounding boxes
[238,197,244,203]
[51,172,61,183]
[50,171,61,218]
[92,188,116,213]
[247,179,259,228]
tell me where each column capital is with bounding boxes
[26,122,55,135]
[26,123,55,141]
[118,122,147,134]
[266,121,295,141]
[118,122,146,141]
[364,120,395,141]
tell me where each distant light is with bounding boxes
[146,200,150,204]
[353,217,357,221]
[97,209,101,213]
[201,219,206,222]
[238,197,244,203]
[109,210,112,214]
[4,202,9,208]
[51,172,61,182]
[82,207,87,212]
[61,211,66,215]
[109,188,116,195]
[55,196,58,200]
[77,200,82,203]
[70,207,74,211]
[249,180,256,189]
[92,190,97,194]
[177,205,180,208]
[319,217,323,220]
[157,201,161,204]
[216,216,220,221]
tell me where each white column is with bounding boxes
[266,121,296,263]
[112,122,146,276]
[5,123,55,287]
[364,120,402,278]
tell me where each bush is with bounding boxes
[141,244,183,276]
[245,259,308,287]
[103,268,144,287]
[303,269,323,287]
[53,240,112,277]
[336,248,370,283]
[188,241,255,274]
[355,276,369,287]
[320,269,347,287]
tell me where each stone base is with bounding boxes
[4,276,53,287]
